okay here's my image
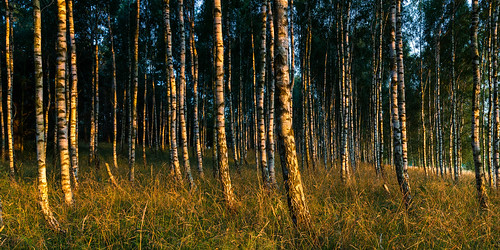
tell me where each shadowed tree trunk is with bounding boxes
[390,0,411,208]
[267,0,277,188]
[189,0,203,177]
[178,0,194,187]
[471,0,488,209]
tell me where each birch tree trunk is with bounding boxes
[396,0,409,176]
[258,2,269,186]
[34,0,63,231]
[129,0,140,182]
[164,0,182,181]
[94,44,100,168]
[5,0,15,177]
[108,14,118,169]
[471,0,489,209]
[452,0,459,181]
[436,25,444,177]
[178,0,194,187]
[189,0,203,177]
[143,74,147,168]
[274,0,311,230]
[390,0,411,208]
[267,0,277,187]
[56,0,73,205]
[214,0,236,210]
[67,0,79,185]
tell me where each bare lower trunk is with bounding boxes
[390,0,411,208]
[67,0,79,185]
[34,0,63,231]
[214,0,236,210]
[274,0,311,230]
[471,0,489,209]
[56,0,73,205]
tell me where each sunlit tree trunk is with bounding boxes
[5,0,15,177]
[178,0,194,187]
[108,14,118,169]
[164,0,182,181]
[274,0,311,230]
[396,0,409,177]
[95,44,100,167]
[67,0,79,184]
[471,0,489,209]
[214,0,236,209]
[258,2,269,186]
[34,0,63,231]
[129,0,140,182]
[390,0,411,208]
[56,0,73,205]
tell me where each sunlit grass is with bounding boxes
[0,143,498,248]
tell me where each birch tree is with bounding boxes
[274,0,311,230]
[34,0,63,231]
[214,0,236,209]
[471,0,488,209]
[56,0,73,205]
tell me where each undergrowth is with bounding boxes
[0,143,498,248]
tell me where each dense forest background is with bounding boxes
[0,0,499,248]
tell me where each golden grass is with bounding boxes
[0,144,499,248]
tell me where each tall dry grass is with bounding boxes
[0,143,498,248]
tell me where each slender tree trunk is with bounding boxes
[143,74,147,168]
[178,0,194,187]
[390,0,411,208]
[5,0,15,177]
[164,0,182,181]
[214,0,236,210]
[436,25,444,177]
[189,0,203,177]
[452,0,459,182]
[95,44,100,168]
[56,0,73,205]
[67,0,79,185]
[267,0,277,187]
[471,0,489,209]
[258,2,269,186]
[129,0,140,182]
[34,0,63,231]
[492,3,500,188]
[396,0,409,177]
[108,14,118,169]
[274,0,311,230]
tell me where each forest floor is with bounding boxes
[0,143,499,248]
